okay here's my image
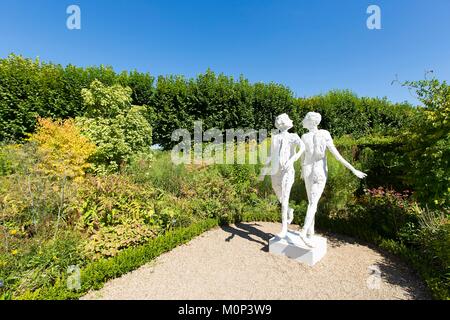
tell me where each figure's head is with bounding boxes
[275,113,293,130]
[302,112,322,130]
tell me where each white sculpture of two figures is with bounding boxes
[260,112,367,261]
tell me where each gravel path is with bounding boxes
[81,222,430,300]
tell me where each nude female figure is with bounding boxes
[299,112,367,245]
[259,113,305,238]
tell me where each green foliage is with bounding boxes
[0,143,79,239]
[0,55,66,141]
[83,221,156,260]
[126,151,188,195]
[76,107,152,172]
[334,135,408,191]
[150,70,257,149]
[76,80,152,172]
[317,149,361,214]
[0,144,24,176]
[123,151,155,183]
[75,175,158,230]
[252,82,296,132]
[0,55,154,142]
[401,79,450,206]
[0,231,85,297]
[0,55,415,149]
[379,205,449,300]
[294,90,414,138]
[81,79,133,118]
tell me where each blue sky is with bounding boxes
[1,0,449,104]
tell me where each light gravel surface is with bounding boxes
[81,222,430,300]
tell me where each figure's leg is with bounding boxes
[308,178,326,236]
[271,175,282,202]
[271,174,287,237]
[286,172,295,224]
[302,180,325,237]
[308,220,315,237]
[277,171,294,238]
[302,176,312,229]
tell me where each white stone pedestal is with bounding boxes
[269,230,327,266]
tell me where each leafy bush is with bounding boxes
[0,142,80,239]
[76,80,152,172]
[318,149,362,215]
[83,221,156,260]
[76,108,152,173]
[400,79,450,207]
[294,90,414,138]
[74,175,157,230]
[28,118,96,179]
[81,79,133,118]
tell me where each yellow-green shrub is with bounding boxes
[28,118,96,179]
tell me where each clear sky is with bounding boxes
[1,0,450,104]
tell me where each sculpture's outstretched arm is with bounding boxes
[325,132,367,179]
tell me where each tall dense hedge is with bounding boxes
[0,54,415,148]
[0,55,154,142]
[293,91,416,138]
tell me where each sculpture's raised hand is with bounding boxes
[352,169,367,179]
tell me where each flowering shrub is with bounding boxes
[357,187,419,239]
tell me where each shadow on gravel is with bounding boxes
[322,231,431,299]
[221,223,273,252]
[372,259,431,300]
[322,231,361,248]
[221,223,431,299]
